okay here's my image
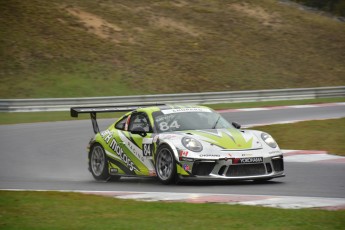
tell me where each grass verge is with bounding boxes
[255,118,345,156]
[0,97,344,125]
[0,191,344,230]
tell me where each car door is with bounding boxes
[115,112,156,176]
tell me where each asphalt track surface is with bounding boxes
[0,103,344,199]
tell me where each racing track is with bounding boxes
[0,103,344,202]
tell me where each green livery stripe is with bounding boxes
[96,130,149,176]
[177,164,189,176]
[190,129,253,149]
[112,132,148,175]
[107,157,136,175]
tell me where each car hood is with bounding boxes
[161,128,262,150]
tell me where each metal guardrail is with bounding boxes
[0,86,344,112]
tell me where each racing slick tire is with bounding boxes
[89,144,120,181]
[155,145,177,185]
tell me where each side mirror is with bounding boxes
[130,127,147,137]
[232,122,241,129]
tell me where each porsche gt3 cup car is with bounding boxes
[70,104,284,184]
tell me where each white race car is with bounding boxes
[71,104,285,184]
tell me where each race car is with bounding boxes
[70,104,284,184]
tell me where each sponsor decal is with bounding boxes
[200,154,220,158]
[269,151,281,155]
[241,153,253,157]
[156,114,175,122]
[100,130,113,143]
[110,168,118,174]
[125,140,145,162]
[179,150,189,157]
[162,134,178,139]
[108,138,139,172]
[183,164,190,171]
[233,157,263,164]
[161,108,212,114]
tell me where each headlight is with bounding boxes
[261,133,277,148]
[182,137,203,152]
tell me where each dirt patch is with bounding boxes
[152,16,201,37]
[229,3,282,28]
[65,8,123,43]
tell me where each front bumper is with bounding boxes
[179,155,285,180]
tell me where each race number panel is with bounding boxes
[143,144,153,157]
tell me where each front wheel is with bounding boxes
[155,145,177,184]
[89,144,120,181]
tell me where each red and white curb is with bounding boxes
[282,150,345,163]
[79,191,345,210]
[2,189,345,211]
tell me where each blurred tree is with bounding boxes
[292,0,345,16]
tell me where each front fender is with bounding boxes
[157,139,180,162]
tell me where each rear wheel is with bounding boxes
[89,144,120,181]
[155,145,177,184]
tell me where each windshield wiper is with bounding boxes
[212,116,221,129]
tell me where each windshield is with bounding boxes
[152,108,232,133]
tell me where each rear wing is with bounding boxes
[70,104,164,134]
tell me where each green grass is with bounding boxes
[255,118,345,156]
[1,0,345,99]
[0,191,344,230]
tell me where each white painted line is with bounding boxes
[237,108,269,111]
[239,196,345,209]
[288,105,316,109]
[282,150,345,163]
[115,193,200,202]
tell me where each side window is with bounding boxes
[115,116,128,130]
[128,113,151,133]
